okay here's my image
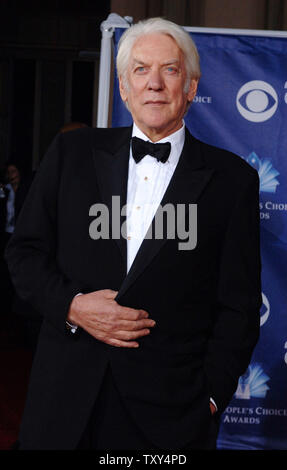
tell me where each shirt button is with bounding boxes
[136,206,141,210]
[144,176,148,181]
[127,236,131,240]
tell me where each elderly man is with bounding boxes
[6,18,261,450]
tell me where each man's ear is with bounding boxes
[187,79,199,103]
[119,76,128,102]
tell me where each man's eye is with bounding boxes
[135,66,146,73]
[165,66,177,75]
[166,67,177,73]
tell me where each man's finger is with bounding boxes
[90,318,155,332]
[114,306,149,320]
[106,338,140,348]
[112,328,151,341]
[88,328,140,348]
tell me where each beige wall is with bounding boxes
[203,0,266,29]
[110,0,287,30]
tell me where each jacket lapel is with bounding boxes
[116,128,215,301]
[91,127,132,266]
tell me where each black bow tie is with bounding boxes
[131,136,171,164]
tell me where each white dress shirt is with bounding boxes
[126,122,185,273]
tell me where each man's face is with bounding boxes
[119,33,198,141]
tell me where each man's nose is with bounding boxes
[147,69,164,90]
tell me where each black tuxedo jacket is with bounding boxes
[6,126,262,449]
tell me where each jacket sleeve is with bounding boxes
[5,133,83,336]
[204,169,262,414]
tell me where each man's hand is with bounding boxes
[67,289,155,348]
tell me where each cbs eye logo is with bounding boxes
[236,80,278,122]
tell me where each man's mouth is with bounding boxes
[145,101,167,105]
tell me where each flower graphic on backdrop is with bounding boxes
[235,363,270,400]
[246,152,280,193]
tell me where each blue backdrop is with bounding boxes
[111,27,287,450]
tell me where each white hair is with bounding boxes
[116,17,201,91]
